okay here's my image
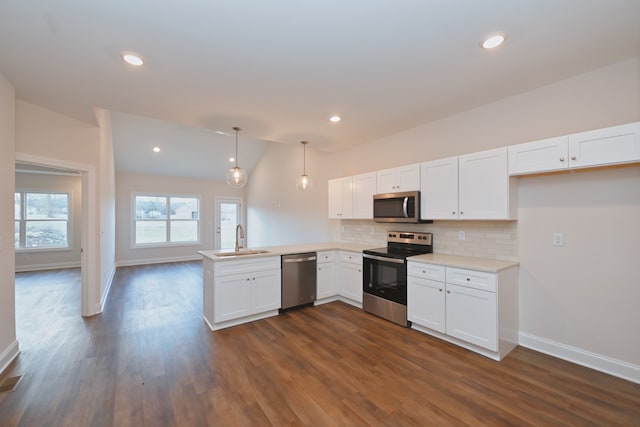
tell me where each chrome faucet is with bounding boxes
[235,224,245,252]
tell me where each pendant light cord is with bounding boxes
[233,126,241,168]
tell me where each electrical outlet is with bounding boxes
[458,230,466,241]
[553,232,564,247]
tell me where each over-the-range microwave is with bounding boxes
[373,191,431,223]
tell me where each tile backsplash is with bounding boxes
[339,220,518,261]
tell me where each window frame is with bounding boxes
[15,190,72,252]
[131,192,202,248]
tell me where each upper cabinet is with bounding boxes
[421,148,517,220]
[376,164,420,193]
[353,172,377,219]
[568,122,640,169]
[509,122,640,175]
[508,136,569,175]
[328,176,353,219]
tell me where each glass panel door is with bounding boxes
[215,198,241,250]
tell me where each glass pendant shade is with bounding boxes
[227,126,247,188]
[296,140,312,191]
[226,166,248,188]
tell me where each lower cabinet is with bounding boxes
[203,256,281,330]
[407,261,518,360]
[338,251,363,305]
[316,251,338,303]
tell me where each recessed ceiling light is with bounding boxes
[482,34,506,49]
[330,115,341,123]
[153,147,160,153]
[229,157,235,163]
[216,131,226,135]
[121,52,144,66]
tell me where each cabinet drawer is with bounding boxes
[407,262,445,282]
[317,251,337,263]
[446,267,496,292]
[214,256,281,277]
[340,251,362,265]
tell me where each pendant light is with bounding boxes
[226,126,248,188]
[296,140,312,191]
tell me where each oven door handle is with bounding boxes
[403,196,409,218]
[363,253,405,264]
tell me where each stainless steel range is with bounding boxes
[363,231,433,326]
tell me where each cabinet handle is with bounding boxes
[246,278,250,281]
[452,211,456,215]
[447,290,451,294]
[439,288,443,292]
[422,270,426,274]
[466,277,470,281]
[460,211,464,215]
[559,157,565,162]
[358,269,361,273]
[252,277,256,281]
[571,155,577,160]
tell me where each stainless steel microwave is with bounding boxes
[373,191,430,223]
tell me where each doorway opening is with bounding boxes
[215,197,242,250]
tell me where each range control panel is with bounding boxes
[387,231,432,245]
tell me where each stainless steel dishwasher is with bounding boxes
[281,252,317,310]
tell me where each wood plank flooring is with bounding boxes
[1,261,639,426]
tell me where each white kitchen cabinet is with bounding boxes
[420,148,517,220]
[316,250,338,304]
[353,172,377,219]
[203,256,281,330]
[420,156,459,219]
[407,276,445,333]
[328,176,353,218]
[338,251,363,306]
[376,164,420,193]
[508,136,570,175]
[407,260,518,361]
[458,148,517,220]
[568,121,640,168]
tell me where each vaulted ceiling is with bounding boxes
[2,1,639,178]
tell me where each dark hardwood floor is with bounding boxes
[1,261,639,426]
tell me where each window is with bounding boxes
[134,194,200,246]
[15,192,70,249]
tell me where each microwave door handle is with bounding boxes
[403,196,409,218]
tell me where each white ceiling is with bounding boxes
[1,1,640,177]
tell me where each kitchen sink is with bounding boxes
[213,249,270,257]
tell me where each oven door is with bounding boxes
[363,254,407,305]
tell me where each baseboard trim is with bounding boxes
[98,265,116,313]
[116,255,202,267]
[0,341,20,376]
[519,332,640,384]
[15,261,81,273]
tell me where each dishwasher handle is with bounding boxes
[283,256,317,263]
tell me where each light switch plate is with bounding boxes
[553,232,564,246]
[458,230,466,241]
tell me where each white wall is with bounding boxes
[95,108,116,306]
[0,73,18,374]
[15,172,82,271]
[115,172,244,265]
[247,142,334,247]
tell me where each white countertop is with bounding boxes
[198,242,372,261]
[408,253,519,273]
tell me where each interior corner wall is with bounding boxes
[0,72,18,374]
[247,142,333,247]
[94,108,116,307]
[15,173,82,271]
[115,172,244,265]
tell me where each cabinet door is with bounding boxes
[407,276,445,333]
[445,283,497,351]
[508,136,569,175]
[353,172,376,219]
[396,164,420,191]
[420,156,459,220]
[317,261,337,299]
[328,177,353,218]
[568,122,640,168]
[339,262,362,303]
[251,269,281,314]
[459,148,513,220]
[376,168,397,193]
[214,274,252,322]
